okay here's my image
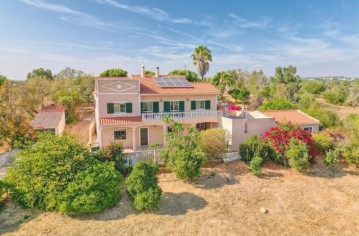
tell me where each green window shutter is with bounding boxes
[191,101,196,110]
[153,102,159,113]
[179,101,185,112]
[140,102,144,113]
[107,103,114,114]
[125,103,132,113]
[164,101,170,112]
[205,100,211,109]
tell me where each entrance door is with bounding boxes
[140,128,149,146]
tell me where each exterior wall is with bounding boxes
[141,94,217,113]
[101,125,134,148]
[220,117,275,152]
[98,94,140,118]
[301,124,320,133]
[56,112,66,134]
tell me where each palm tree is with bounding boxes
[191,45,212,81]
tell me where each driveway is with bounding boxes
[65,112,95,145]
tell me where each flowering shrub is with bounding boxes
[262,122,317,164]
[228,104,241,111]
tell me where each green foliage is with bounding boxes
[5,133,121,213]
[298,93,316,110]
[52,88,84,123]
[259,97,296,110]
[322,89,347,105]
[271,66,301,101]
[239,135,275,163]
[145,70,155,76]
[324,149,339,176]
[0,74,7,86]
[93,142,132,176]
[59,162,121,213]
[199,128,228,160]
[211,71,234,94]
[305,106,341,128]
[312,132,334,154]
[163,116,205,181]
[300,80,325,94]
[99,68,128,77]
[125,161,162,210]
[55,67,84,80]
[249,156,263,176]
[348,87,359,108]
[27,68,53,80]
[191,45,212,80]
[286,139,310,171]
[168,70,199,82]
[342,140,359,167]
[228,88,250,103]
[343,113,359,139]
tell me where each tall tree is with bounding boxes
[0,74,7,86]
[191,45,212,81]
[211,71,234,94]
[55,67,84,80]
[99,68,127,77]
[168,69,199,82]
[27,68,53,80]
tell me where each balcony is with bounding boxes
[142,110,223,121]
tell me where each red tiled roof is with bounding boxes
[40,104,65,112]
[31,105,65,129]
[100,116,142,125]
[130,75,219,95]
[261,110,320,125]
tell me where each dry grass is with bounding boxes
[316,98,359,119]
[1,159,359,236]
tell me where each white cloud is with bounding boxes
[229,13,271,29]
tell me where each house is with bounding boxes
[31,104,66,135]
[261,110,320,133]
[93,66,276,157]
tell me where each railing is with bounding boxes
[142,110,223,120]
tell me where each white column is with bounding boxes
[132,128,136,151]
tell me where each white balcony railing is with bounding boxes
[142,110,223,121]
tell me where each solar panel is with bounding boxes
[155,76,192,87]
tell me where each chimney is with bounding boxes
[140,65,145,77]
[155,66,159,77]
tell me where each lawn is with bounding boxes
[1,159,359,236]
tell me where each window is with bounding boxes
[196,100,205,110]
[114,103,126,113]
[142,102,153,113]
[303,126,313,132]
[114,130,126,140]
[170,101,180,112]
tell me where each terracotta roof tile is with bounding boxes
[131,74,219,95]
[100,116,142,125]
[31,105,65,129]
[261,110,320,125]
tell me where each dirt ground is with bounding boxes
[316,98,359,119]
[65,107,95,145]
[1,158,359,236]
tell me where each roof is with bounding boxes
[31,105,65,129]
[131,74,219,95]
[261,110,320,125]
[100,116,142,125]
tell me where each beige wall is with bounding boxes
[221,117,275,152]
[301,124,320,133]
[141,94,217,113]
[56,112,66,135]
[98,94,140,118]
[97,78,139,94]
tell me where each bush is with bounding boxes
[99,68,127,77]
[93,142,132,176]
[259,97,296,110]
[0,180,11,210]
[249,156,263,176]
[5,133,121,213]
[168,149,204,181]
[305,106,341,128]
[125,161,162,210]
[263,122,317,165]
[199,128,228,160]
[322,89,347,105]
[59,162,121,213]
[312,132,334,154]
[324,149,339,176]
[239,135,275,163]
[286,139,310,171]
[342,141,359,167]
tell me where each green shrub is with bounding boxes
[125,161,162,210]
[5,133,121,213]
[324,149,339,177]
[259,97,296,110]
[342,141,359,167]
[249,156,263,176]
[322,89,347,105]
[286,139,311,171]
[199,128,228,160]
[239,135,276,163]
[305,106,341,128]
[312,133,334,154]
[93,142,132,176]
[168,149,204,181]
[59,162,121,213]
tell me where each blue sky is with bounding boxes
[1,0,359,80]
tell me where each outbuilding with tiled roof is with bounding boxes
[31,104,66,135]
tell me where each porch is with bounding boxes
[142,110,223,121]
